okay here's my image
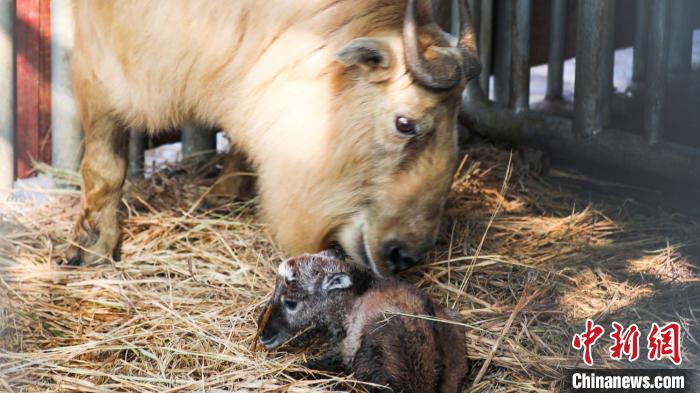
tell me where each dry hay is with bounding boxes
[1,142,699,392]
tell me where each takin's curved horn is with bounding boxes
[456,0,482,79]
[403,0,462,90]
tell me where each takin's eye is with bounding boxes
[283,299,299,312]
[395,115,419,137]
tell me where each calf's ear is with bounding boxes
[335,38,394,82]
[322,272,353,291]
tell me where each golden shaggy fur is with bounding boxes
[69,0,467,275]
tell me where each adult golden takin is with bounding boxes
[68,0,480,275]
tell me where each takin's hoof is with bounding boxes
[202,194,232,209]
[112,242,122,262]
[65,254,84,267]
[63,242,121,266]
[64,245,85,266]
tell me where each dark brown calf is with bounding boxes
[258,251,470,392]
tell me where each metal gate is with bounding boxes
[459,0,700,187]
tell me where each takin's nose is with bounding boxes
[380,239,424,273]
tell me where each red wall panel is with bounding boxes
[15,0,51,179]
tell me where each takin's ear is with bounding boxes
[334,38,394,82]
[322,272,353,292]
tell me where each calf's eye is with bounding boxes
[284,299,299,312]
[395,115,418,136]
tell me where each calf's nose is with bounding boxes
[259,328,279,347]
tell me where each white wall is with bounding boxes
[51,0,82,174]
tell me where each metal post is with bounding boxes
[573,0,615,138]
[644,0,670,144]
[667,0,692,76]
[0,0,13,199]
[632,0,650,86]
[51,0,82,174]
[493,0,512,105]
[509,0,532,111]
[461,90,700,185]
[478,0,493,95]
[546,0,567,101]
[128,129,145,179]
[600,1,616,125]
[181,125,217,162]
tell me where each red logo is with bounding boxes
[609,322,640,362]
[572,319,605,366]
[572,320,683,366]
[647,322,682,365]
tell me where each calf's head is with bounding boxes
[257,252,370,349]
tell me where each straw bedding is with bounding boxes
[1,142,699,392]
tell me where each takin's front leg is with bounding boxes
[66,117,128,266]
[203,147,256,208]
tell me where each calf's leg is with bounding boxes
[66,116,128,265]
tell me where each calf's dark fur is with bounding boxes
[257,251,469,392]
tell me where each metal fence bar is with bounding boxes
[600,2,616,125]
[0,0,13,199]
[644,0,670,144]
[509,0,532,111]
[51,0,83,175]
[545,0,567,101]
[573,0,615,138]
[461,0,700,190]
[478,0,493,95]
[128,129,145,179]
[181,125,217,162]
[632,0,650,86]
[668,0,693,76]
[493,0,512,105]
[461,89,700,184]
